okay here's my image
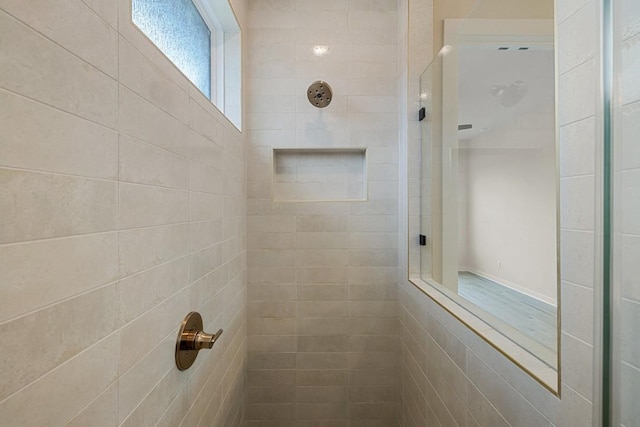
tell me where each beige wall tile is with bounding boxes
[118,135,189,189]
[2,0,118,77]
[296,370,349,387]
[118,182,188,229]
[0,168,117,244]
[0,284,118,401]
[66,384,118,427]
[0,11,117,127]
[0,232,117,323]
[0,2,248,426]
[119,37,189,123]
[119,289,190,373]
[0,334,119,427]
[0,90,118,179]
[118,86,190,157]
[118,223,190,277]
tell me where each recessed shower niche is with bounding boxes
[273,148,367,202]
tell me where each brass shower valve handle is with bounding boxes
[175,312,223,370]
[195,329,223,350]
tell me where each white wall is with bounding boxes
[0,0,247,425]
[458,113,558,304]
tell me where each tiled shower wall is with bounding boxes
[245,0,400,424]
[0,0,247,425]
[399,0,600,425]
[614,0,640,422]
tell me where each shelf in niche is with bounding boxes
[273,148,367,202]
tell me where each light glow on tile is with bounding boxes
[313,45,329,56]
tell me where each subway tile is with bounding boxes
[558,59,595,126]
[248,318,296,336]
[118,224,190,277]
[349,318,400,335]
[562,282,595,344]
[248,266,296,285]
[118,289,189,374]
[349,402,398,420]
[119,86,189,157]
[247,335,296,353]
[189,244,223,283]
[119,37,189,123]
[249,284,297,301]
[118,334,176,423]
[0,334,119,426]
[621,168,640,234]
[118,182,188,229]
[350,284,397,301]
[349,335,399,352]
[118,256,189,324]
[555,385,592,426]
[66,384,118,427]
[297,285,348,301]
[349,352,399,369]
[349,368,400,386]
[349,385,398,403]
[297,319,349,336]
[560,230,595,287]
[0,90,118,179]
[296,250,349,267]
[559,117,595,178]
[297,335,349,352]
[295,402,348,420]
[297,301,349,318]
[560,175,595,231]
[118,135,189,189]
[296,267,348,284]
[249,353,297,370]
[0,12,117,127]
[296,370,349,387]
[296,386,348,403]
[246,403,296,421]
[348,250,398,266]
[2,0,118,77]
[248,370,297,387]
[620,34,640,106]
[620,102,640,170]
[0,284,118,402]
[350,301,397,317]
[189,192,224,222]
[296,216,349,232]
[562,333,593,400]
[296,353,349,369]
[557,0,596,74]
[247,387,296,404]
[0,168,117,244]
[119,366,186,427]
[190,220,223,252]
[0,232,117,323]
[620,234,640,301]
[249,301,296,318]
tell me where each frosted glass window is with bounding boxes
[132,0,211,98]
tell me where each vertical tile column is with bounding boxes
[245,0,400,424]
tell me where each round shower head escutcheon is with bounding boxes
[307,81,333,108]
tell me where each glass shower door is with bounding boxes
[611,0,640,423]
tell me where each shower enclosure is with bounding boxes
[410,0,640,422]
[608,0,640,424]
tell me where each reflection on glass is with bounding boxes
[456,47,557,354]
[132,0,211,98]
[417,17,559,378]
